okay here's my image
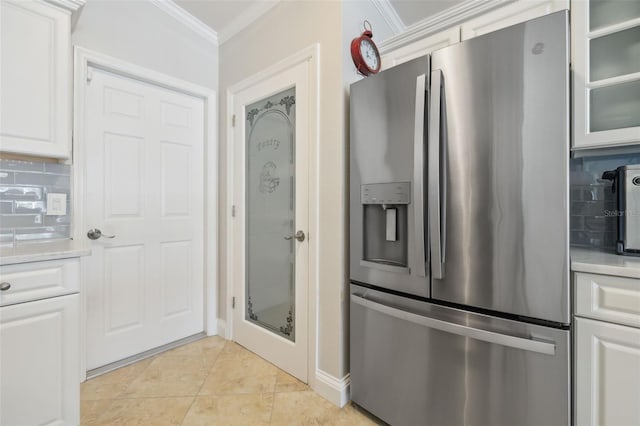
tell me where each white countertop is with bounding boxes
[571,247,640,279]
[0,240,91,266]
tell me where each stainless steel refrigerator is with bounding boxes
[349,11,570,426]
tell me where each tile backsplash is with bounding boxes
[0,159,71,246]
[571,152,640,250]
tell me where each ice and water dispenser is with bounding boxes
[361,182,410,272]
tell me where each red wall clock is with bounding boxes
[351,21,381,76]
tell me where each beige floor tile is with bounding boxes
[275,370,309,393]
[86,358,153,387]
[215,341,255,362]
[146,354,208,372]
[157,337,225,368]
[81,380,129,401]
[162,336,225,357]
[81,357,154,401]
[121,355,209,398]
[80,399,113,425]
[93,396,193,426]
[181,394,273,426]
[270,391,380,426]
[333,403,381,426]
[200,351,278,395]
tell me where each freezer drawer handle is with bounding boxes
[351,294,556,355]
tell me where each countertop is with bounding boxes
[0,240,91,266]
[571,247,640,279]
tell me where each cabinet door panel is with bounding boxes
[0,294,79,426]
[576,318,640,426]
[0,0,71,158]
[572,0,640,149]
[380,27,459,70]
[460,0,569,40]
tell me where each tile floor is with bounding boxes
[81,336,379,425]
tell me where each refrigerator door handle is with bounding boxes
[428,69,445,279]
[351,293,556,355]
[413,74,427,277]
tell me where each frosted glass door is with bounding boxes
[245,88,296,341]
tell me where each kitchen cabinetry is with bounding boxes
[574,271,640,426]
[460,0,568,40]
[0,0,79,159]
[381,27,459,70]
[572,0,640,149]
[380,0,568,71]
[0,258,80,426]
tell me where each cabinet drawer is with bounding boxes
[575,272,640,327]
[0,258,79,306]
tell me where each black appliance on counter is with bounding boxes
[602,164,640,255]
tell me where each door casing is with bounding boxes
[73,47,218,381]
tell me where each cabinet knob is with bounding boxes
[0,282,11,291]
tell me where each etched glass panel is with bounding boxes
[590,0,640,31]
[590,80,640,132]
[245,87,296,341]
[590,26,640,82]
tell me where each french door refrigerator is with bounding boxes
[349,11,570,426]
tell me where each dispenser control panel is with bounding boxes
[361,182,411,204]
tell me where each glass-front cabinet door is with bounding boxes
[572,0,640,149]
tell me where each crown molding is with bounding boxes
[370,0,406,34]
[149,0,219,45]
[379,0,512,54]
[218,0,280,44]
[45,0,85,12]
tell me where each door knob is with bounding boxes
[284,230,305,242]
[87,228,116,240]
[0,282,10,291]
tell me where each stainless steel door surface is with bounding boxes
[429,11,570,323]
[350,284,570,426]
[350,55,430,297]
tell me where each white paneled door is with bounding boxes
[83,67,204,369]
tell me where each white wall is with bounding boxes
[72,0,218,90]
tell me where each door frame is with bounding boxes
[73,47,218,381]
[225,44,319,384]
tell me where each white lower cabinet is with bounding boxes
[0,293,80,426]
[576,317,640,426]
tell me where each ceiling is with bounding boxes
[173,0,467,43]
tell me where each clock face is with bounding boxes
[359,38,379,72]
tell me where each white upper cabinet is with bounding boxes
[380,0,568,72]
[0,0,72,158]
[381,27,460,70]
[572,0,640,149]
[460,0,569,40]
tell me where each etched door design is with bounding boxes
[233,61,310,381]
[245,88,296,341]
[83,66,205,369]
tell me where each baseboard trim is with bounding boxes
[312,370,351,407]
[216,319,227,338]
